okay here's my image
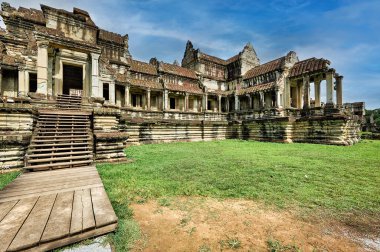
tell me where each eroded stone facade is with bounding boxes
[0,3,362,168]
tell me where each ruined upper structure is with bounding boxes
[0,2,345,114]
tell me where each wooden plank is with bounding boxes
[70,190,83,235]
[0,197,38,252]
[0,184,103,203]
[25,223,117,252]
[82,189,95,231]
[0,179,102,198]
[91,187,118,228]
[0,200,18,222]
[8,194,57,251]
[41,191,74,242]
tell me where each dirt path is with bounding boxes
[130,197,376,251]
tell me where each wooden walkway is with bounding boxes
[0,166,117,252]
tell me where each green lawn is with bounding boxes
[97,140,380,250]
[0,171,20,190]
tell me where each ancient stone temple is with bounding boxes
[0,2,361,170]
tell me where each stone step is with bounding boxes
[25,159,93,171]
[38,117,89,122]
[27,150,92,159]
[27,146,92,154]
[31,138,92,143]
[27,154,93,164]
[38,109,91,116]
[29,142,93,148]
[33,134,91,139]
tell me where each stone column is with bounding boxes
[235,94,239,111]
[146,89,151,110]
[303,75,310,109]
[314,78,321,107]
[185,93,189,111]
[203,93,208,111]
[335,75,343,107]
[18,68,26,96]
[285,78,291,108]
[164,90,168,110]
[326,71,334,105]
[124,85,130,107]
[275,88,281,108]
[109,81,115,104]
[218,95,222,113]
[91,53,100,97]
[37,41,49,95]
[298,82,303,108]
[259,91,265,109]
[0,67,2,96]
[47,56,54,96]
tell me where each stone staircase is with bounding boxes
[57,94,82,109]
[25,106,94,171]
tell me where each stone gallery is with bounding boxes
[0,2,361,170]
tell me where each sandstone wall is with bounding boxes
[125,120,230,144]
[0,107,35,169]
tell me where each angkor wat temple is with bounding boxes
[0,3,361,170]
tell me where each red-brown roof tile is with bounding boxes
[130,59,157,76]
[199,52,227,65]
[160,62,198,79]
[289,58,330,78]
[116,74,163,90]
[226,54,240,64]
[237,82,275,95]
[243,57,285,80]
[165,81,203,94]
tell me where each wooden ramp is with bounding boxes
[0,166,117,252]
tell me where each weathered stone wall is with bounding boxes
[125,120,230,144]
[93,108,128,162]
[0,107,35,169]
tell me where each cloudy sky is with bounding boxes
[5,0,380,108]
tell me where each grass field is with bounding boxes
[0,171,20,190]
[97,140,380,250]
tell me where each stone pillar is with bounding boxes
[185,93,189,111]
[285,78,291,108]
[203,93,208,111]
[0,67,2,96]
[275,88,281,108]
[314,78,321,107]
[146,89,151,110]
[235,94,239,111]
[109,81,115,104]
[335,75,343,107]
[47,56,54,96]
[37,41,49,95]
[218,95,222,113]
[298,82,303,108]
[164,90,168,110]
[259,91,265,109]
[18,68,26,96]
[326,71,334,105]
[91,53,100,97]
[124,85,130,107]
[303,75,310,109]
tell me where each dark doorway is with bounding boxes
[103,83,109,101]
[170,97,176,109]
[63,64,83,96]
[29,73,37,93]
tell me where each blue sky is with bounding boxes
[6,0,380,108]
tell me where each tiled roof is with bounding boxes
[116,74,163,90]
[165,81,203,94]
[208,90,235,96]
[130,59,157,76]
[289,58,330,78]
[226,54,240,64]
[160,62,198,79]
[237,82,275,95]
[202,73,226,82]
[98,29,124,45]
[243,57,285,80]
[199,52,226,65]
